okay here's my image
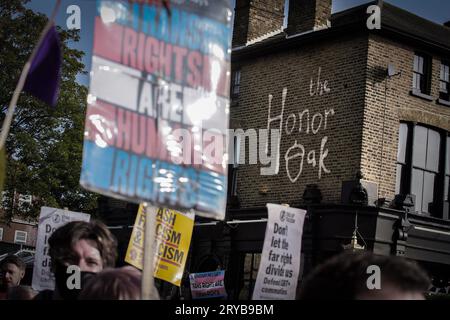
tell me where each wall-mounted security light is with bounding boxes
[388,63,401,77]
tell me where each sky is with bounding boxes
[26,0,450,86]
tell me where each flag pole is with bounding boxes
[0,0,62,150]
[141,203,157,300]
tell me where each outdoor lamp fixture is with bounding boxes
[343,229,365,251]
[387,63,402,78]
[343,211,366,251]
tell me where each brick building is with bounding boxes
[0,218,37,251]
[0,194,38,255]
[188,0,450,299]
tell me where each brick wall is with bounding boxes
[362,34,450,201]
[232,0,285,47]
[286,0,331,35]
[0,221,37,247]
[231,34,369,208]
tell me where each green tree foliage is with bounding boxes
[0,0,98,220]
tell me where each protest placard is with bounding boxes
[125,205,194,286]
[189,270,227,299]
[31,206,90,291]
[252,204,306,300]
[80,0,232,220]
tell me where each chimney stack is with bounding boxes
[232,0,285,47]
[286,0,332,35]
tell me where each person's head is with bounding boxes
[49,220,117,273]
[0,255,26,289]
[299,251,430,300]
[79,266,156,300]
[7,285,38,300]
[48,220,117,300]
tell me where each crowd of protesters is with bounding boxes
[0,219,432,300]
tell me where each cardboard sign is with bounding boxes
[189,270,227,299]
[80,0,232,220]
[252,204,306,300]
[125,205,194,286]
[31,207,90,291]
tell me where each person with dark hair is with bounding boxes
[79,266,158,300]
[0,255,26,300]
[34,220,118,300]
[299,251,430,300]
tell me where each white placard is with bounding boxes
[252,203,306,300]
[31,207,90,291]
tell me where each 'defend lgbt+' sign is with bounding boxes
[80,0,232,219]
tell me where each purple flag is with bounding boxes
[24,24,61,107]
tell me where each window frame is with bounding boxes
[440,60,450,101]
[396,122,448,218]
[14,230,27,244]
[231,69,241,99]
[412,52,432,95]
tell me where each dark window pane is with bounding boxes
[441,81,448,93]
[422,172,435,214]
[426,129,440,172]
[413,126,427,169]
[395,164,403,194]
[232,70,241,96]
[411,169,424,214]
[397,123,408,163]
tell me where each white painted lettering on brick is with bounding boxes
[265,67,334,182]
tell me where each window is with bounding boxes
[231,69,241,98]
[238,253,261,300]
[14,230,27,244]
[411,126,440,214]
[283,0,289,29]
[395,123,409,195]
[0,228,3,241]
[412,53,431,95]
[396,123,449,218]
[440,61,450,101]
[445,137,450,203]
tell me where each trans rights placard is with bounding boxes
[125,205,194,286]
[80,0,232,220]
[189,270,227,299]
[252,204,306,300]
[32,207,90,291]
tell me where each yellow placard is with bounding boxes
[125,205,195,286]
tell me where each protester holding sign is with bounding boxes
[32,207,92,292]
[34,220,117,300]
